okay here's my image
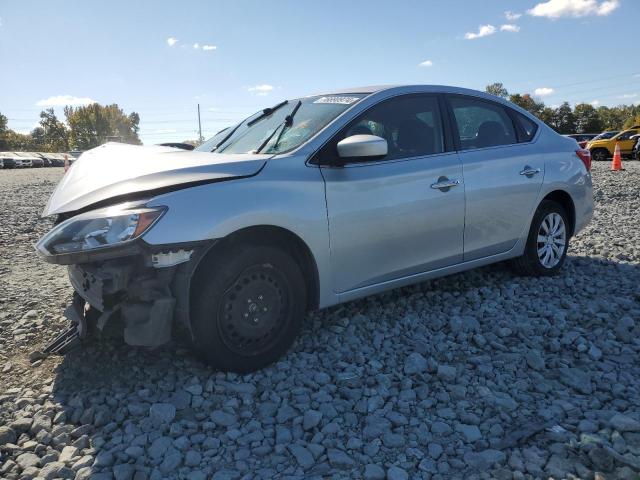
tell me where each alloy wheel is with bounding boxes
[536,212,566,268]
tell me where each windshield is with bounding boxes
[195,94,366,154]
[195,127,231,153]
[594,131,618,140]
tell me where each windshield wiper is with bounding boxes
[214,100,289,152]
[213,122,243,151]
[247,100,288,127]
[254,100,302,154]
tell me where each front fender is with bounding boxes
[588,141,613,154]
[142,157,335,307]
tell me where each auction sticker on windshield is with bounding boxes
[313,96,361,105]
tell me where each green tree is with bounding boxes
[573,103,603,133]
[553,102,576,134]
[621,106,640,129]
[623,114,640,129]
[0,111,9,150]
[485,82,509,99]
[64,103,141,150]
[30,127,46,150]
[538,107,557,129]
[128,112,141,139]
[3,130,36,150]
[596,106,627,130]
[39,108,69,152]
[509,93,545,117]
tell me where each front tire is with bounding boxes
[512,200,569,276]
[191,244,307,373]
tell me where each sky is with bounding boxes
[1,0,639,146]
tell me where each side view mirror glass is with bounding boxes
[337,135,388,160]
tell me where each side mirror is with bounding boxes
[337,135,388,160]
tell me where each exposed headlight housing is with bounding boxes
[36,204,166,261]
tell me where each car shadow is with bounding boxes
[47,253,640,478]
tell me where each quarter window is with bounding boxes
[513,112,538,142]
[449,96,517,150]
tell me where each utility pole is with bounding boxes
[197,103,203,144]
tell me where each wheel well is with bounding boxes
[542,190,576,237]
[191,225,320,311]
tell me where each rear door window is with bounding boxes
[449,96,518,150]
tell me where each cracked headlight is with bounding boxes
[36,204,166,257]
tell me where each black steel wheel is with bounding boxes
[218,264,292,357]
[191,244,306,372]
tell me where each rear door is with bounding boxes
[446,94,544,261]
[318,94,465,293]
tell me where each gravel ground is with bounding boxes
[1,163,639,480]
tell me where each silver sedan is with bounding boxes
[36,85,593,372]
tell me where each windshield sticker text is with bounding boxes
[313,96,360,105]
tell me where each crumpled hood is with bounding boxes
[43,142,270,216]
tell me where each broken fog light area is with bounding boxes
[36,205,165,256]
[68,259,177,347]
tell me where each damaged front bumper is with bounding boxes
[54,242,213,349]
[43,292,86,354]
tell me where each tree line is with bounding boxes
[485,83,640,134]
[0,103,141,152]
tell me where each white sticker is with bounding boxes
[313,96,360,105]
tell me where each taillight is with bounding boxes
[576,149,591,172]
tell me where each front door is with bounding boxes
[318,94,465,293]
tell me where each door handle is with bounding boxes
[430,178,461,190]
[519,166,541,177]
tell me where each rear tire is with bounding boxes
[191,244,307,373]
[591,148,608,162]
[512,200,569,276]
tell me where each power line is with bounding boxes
[544,80,640,98]
[541,72,639,90]
[508,71,640,91]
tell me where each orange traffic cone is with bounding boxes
[611,142,623,171]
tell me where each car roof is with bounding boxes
[315,85,396,95]
[312,84,541,123]
[317,84,511,99]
